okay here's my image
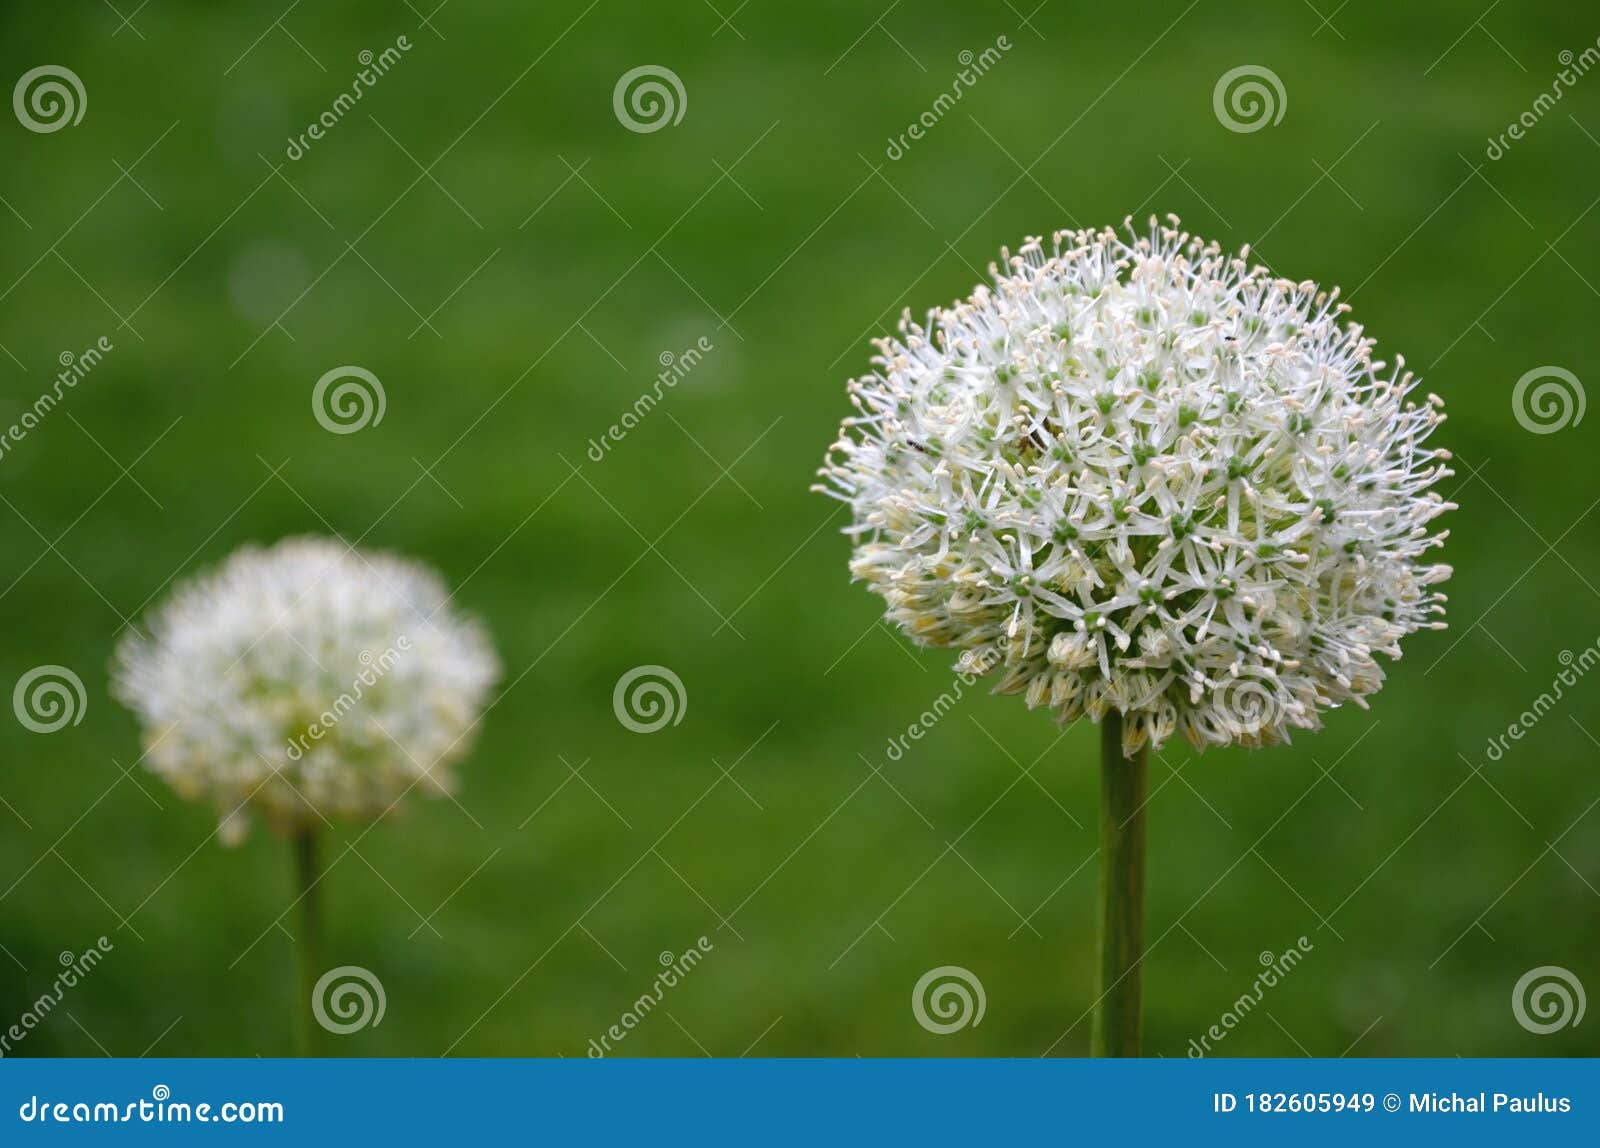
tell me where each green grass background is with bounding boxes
[1,0,1597,1057]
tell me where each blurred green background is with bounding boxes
[1,0,1596,1058]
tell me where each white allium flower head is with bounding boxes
[114,536,500,843]
[817,217,1454,757]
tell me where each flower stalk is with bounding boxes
[816,217,1454,1058]
[291,827,323,1058]
[1091,712,1146,1057]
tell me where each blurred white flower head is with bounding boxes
[114,536,500,843]
[817,217,1453,756]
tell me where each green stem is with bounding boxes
[291,827,323,1058]
[1091,711,1147,1058]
